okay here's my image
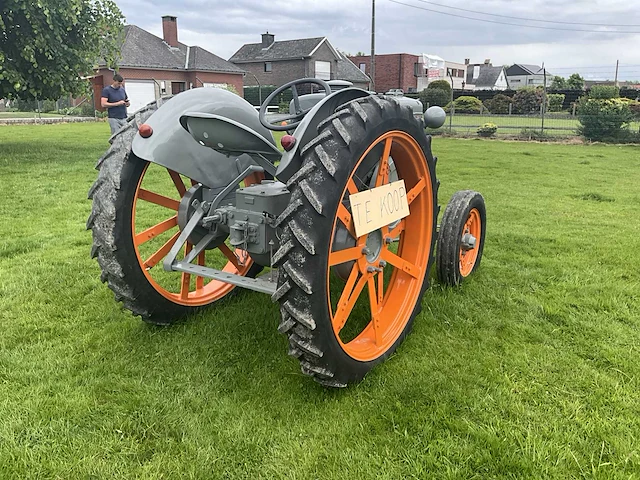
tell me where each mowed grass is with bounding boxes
[1,122,639,478]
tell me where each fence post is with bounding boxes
[508,103,512,115]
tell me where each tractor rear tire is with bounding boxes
[436,190,486,286]
[272,95,439,387]
[87,99,262,325]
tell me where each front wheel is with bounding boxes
[272,96,439,387]
[87,105,262,325]
[436,190,486,286]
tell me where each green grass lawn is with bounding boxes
[0,112,68,119]
[1,122,639,478]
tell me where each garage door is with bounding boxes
[124,80,156,114]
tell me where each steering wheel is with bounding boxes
[259,78,332,131]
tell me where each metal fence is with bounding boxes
[427,111,640,139]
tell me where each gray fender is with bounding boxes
[275,88,371,182]
[131,88,277,189]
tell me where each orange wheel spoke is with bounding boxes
[196,251,205,291]
[138,189,180,210]
[406,178,425,206]
[329,246,362,266]
[168,169,187,197]
[375,138,392,187]
[134,215,178,246]
[380,248,421,279]
[347,178,359,195]
[377,270,384,306]
[218,243,240,270]
[337,203,356,237]
[180,243,193,300]
[367,276,382,345]
[333,268,368,334]
[143,231,181,269]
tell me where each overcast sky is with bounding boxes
[117,0,640,80]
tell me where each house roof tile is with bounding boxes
[337,57,370,84]
[99,25,244,74]
[229,37,328,62]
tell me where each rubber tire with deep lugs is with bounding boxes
[271,95,439,387]
[87,100,262,325]
[436,190,486,286]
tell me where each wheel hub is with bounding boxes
[363,229,383,263]
[461,232,477,251]
[178,184,227,249]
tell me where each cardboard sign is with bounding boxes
[349,180,409,237]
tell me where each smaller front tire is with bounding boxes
[436,190,486,286]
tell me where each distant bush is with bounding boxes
[41,100,57,113]
[577,97,633,141]
[419,88,449,109]
[447,95,483,114]
[477,122,498,137]
[427,80,452,96]
[78,102,96,117]
[513,87,543,114]
[547,93,565,112]
[627,101,640,118]
[519,128,553,141]
[588,85,619,100]
[483,94,512,114]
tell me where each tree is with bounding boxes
[0,0,124,101]
[419,88,449,109]
[566,73,585,91]
[550,76,567,90]
[427,79,452,96]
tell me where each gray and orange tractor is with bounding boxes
[88,78,486,387]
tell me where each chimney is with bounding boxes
[484,58,491,65]
[162,16,178,47]
[261,32,275,49]
[464,58,470,65]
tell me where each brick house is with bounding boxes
[348,54,420,94]
[229,33,370,91]
[92,16,245,113]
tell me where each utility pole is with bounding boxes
[370,0,376,92]
[614,59,619,87]
[541,62,547,134]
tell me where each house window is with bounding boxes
[511,79,521,83]
[528,78,534,84]
[315,60,331,80]
[457,69,465,78]
[447,68,453,76]
[359,63,366,73]
[264,62,272,72]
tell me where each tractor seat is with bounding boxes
[180,112,282,163]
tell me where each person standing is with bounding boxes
[101,74,130,134]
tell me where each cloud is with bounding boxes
[116,0,640,80]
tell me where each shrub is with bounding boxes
[519,128,553,141]
[449,95,483,114]
[588,85,619,100]
[627,101,640,118]
[41,100,57,113]
[477,122,498,137]
[547,93,565,112]
[577,97,633,141]
[419,88,449,109]
[483,94,512,114]
[78,102,96,117]
[513,87,543,114]
[427,80,452,96]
